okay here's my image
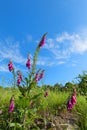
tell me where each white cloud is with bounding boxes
[45,31,87,59]
[70,38,87,54]
[1,30,87,71]
[58,61,66,65]
[0,38,26,64]
[45,38,59,49]
[44,37,71,60]
[56,32,80,42]
[37,60,46,66]
[37,56,50,66]
[56,31,87,55]
[42,30,87,67]
[0,65,8,72]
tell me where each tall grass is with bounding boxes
[39,91,69,116]
[0,87,20,106]
[0,87,87,129]
[75,95,87,130]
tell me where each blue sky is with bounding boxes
[0,0,87,86]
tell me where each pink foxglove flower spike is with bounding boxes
[17,70,22,85]
[44,90,48,97]
[67,98,73,111]
[38,33,47,48]
[26,53,31,69]
[35,69,41,82]
[8,60,14,72]
[38,70,45,81]
[71,91,76,106]
[8,95,15,113]
[67,88,77,111]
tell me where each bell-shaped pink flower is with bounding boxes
[17,70,22,85]
[35,73,39,82]
[8,96,15,113]
[17,78,21,85]
[26,53,30,69]
[71,93,76,106]
[38,33,47,48]
[44,91,48,97]
[35,69,41,82]
[67,88,77,111]
[38,70,45,81]
[67,99,73,111]
[8,60,14,72]
[17,75,22,85]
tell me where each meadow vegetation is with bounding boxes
[0,33,87,130]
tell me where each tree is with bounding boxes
[64,82,74,92]
[53,83,62,91]
[77,71,87,95]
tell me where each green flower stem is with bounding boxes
[12,70,16,88]
[29,47,40,82]
[22,108,27,129]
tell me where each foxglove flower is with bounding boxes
[17,75,22,85]
[44,91,48,97]
[38,70,45,81]
[26,53,30,69]
[38,33,47,48]
[8,60,14,72]
[71,93,76,106]
[67,99,73,111]
[35,74,38,82]
[17,77,22,85]
[8,96,15,113]
[67,88,77,111]
[35,69,41,82]
[17,70,22,85]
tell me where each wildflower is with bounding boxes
[8,60,14,72]
[44,91,48,97]
[71,93,76,106]
[38,70,45,81]
[35,69,41,82]
[17,70,22,85]
[8,95,15,113]
[17,75,22,85]
[26,53,30,69]
[67,88,77,111]
[17,78,21,85]
[38,33,47,48]
[67,99,73,111]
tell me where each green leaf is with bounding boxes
[31,93,42,100]
[9,123,22,128]
[18,86,27,96]
[9,123,15,127]
[16,123,22,128]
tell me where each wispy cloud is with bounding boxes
[0,38,26,64]
[44,30,87,59]
[56,32,79,43]
[0,65,8,72]
[69,37,87,54]
[58,61,66,65]
[42,30,87,67]
[1,30,87,73]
